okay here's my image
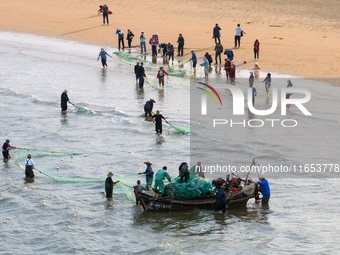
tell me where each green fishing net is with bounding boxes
[168,122,191,133]
[164,166,215,198]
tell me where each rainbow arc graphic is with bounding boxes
[197,82,223,106]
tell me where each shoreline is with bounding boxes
[1,0,340,86]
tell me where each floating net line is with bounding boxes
[168,122,191,133]
[164,166,216,198]
[15,148,83,158]
[70,102,88,112]
[112,52,188,77]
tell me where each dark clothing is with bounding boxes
[134,64,140,79]
[205,54,213,66]
[179,163,190,183]
[126,31,134,48]
[234,35,241,48]
[213,26,221,44]
[105,177,114,198]
[152,113,166,134]
[177,36,184,56]
[214,44,223,64]
[2,142,10,159]
[60,92,69,111]
[144,100,154,117]
[215,189,227,213]
[102,5,109,24]
[25,158,34,178]
[159,43,168,57]
[224,50,234,61]
[167,44,174,61]
[136,66,146,88]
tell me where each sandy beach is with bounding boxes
[1,0,340,85]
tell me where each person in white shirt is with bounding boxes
[234,24,246,48]
[25,154,35,178]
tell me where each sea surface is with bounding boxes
[1,32,340,255]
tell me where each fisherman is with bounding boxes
[60,89,71,112]
[200,57,210,80]
[136,62,146,88]
[2,139,16,159]
[167,43,174,65]
[134,62,140,84]
[179,162,190,183]
[153,166,171,194]
[97,48,112,68]
[133,180,145,205]
[152,110,168,134]
[25,154,35,178]
[190,49,197,73]
[215,185,227,213]
[263,73,271,93]
[139,161,154,188]
[144,98,155,117]
[156,67,168,86]
[105,172,120,198]
[257,177,271,204]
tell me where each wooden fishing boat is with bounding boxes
[136,181,258,211]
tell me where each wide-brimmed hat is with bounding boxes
[144,161,152,165]
[107,172,114,177]
[150,99,156,103]
[27,154,32,158]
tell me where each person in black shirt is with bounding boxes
[152,110,168,134]
[144,99,156,117]
[177,34,184,56]
[105,172,119,198]
[61,89,70,112]
[136,62,146,88]
[126,29,134,49]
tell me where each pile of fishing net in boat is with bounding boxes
[164,166,216,198]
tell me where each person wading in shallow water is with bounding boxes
[2,139,16,160]
[105,172,119,198]
[25,154,35,178]
[60,89,71,112]
[152,110,168,134]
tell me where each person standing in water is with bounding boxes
[144,98,156,117]
[190,49,197,73]
[2,139,16,159]
[139,161,154,188]
[200,57,210,80]
[61,89,71,112]
[263,73,271,93]
[156,67,168,86]
[152,110,168,134]
[97,48,111,68]
[105,172,119,198]
[25,154,35,178]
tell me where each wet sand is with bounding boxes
[1,0,340,85]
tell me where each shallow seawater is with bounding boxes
[1,32,340,254]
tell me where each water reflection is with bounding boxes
[101,68,107,83]
[60,113,68,125]
[158,89,164,102]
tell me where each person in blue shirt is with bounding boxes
[97,48,111,68]
[257,177,270,204]
[139,161,154,188]
[215,185,227,213]
[190,49,197,73]
[250,84,257,106]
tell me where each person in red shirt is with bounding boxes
[224,58,231,82]
[229,64,236,85]
[156,67,168,86]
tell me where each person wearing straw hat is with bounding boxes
[144,98,156,117]
[105,172,119,198]
[139,161,154,188]
[60,89,71,112]
[25,154,35,178]
[2,139,16,159]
